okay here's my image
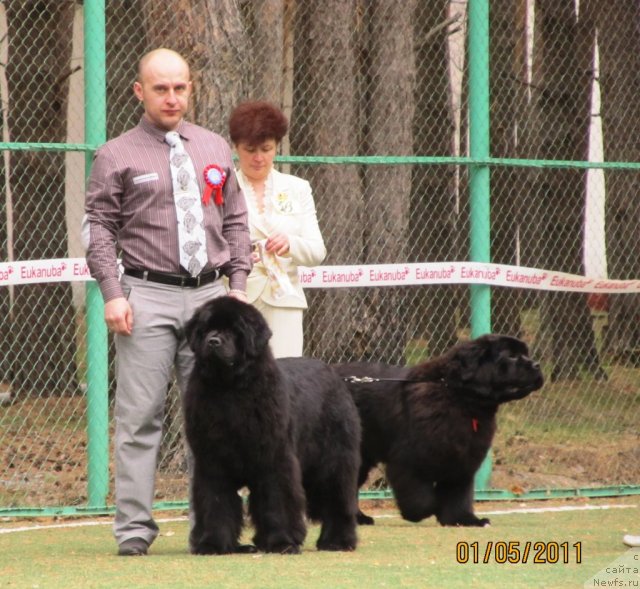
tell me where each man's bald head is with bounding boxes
[137,48,190,84]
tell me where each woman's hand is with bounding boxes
[265,233,290,256]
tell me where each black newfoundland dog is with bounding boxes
[183,296,361,555]
[333,334,544,527]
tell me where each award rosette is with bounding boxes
[202,164,227,206]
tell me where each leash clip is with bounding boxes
[343,376,378,384]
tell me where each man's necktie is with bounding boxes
[165,131,208,276]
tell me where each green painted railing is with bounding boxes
[83,0,109,511]
[2,486,639,519]
[468,0,493,490]
[4,143,640,171]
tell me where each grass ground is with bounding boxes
[1,497,638,589]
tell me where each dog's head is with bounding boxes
[185,296,272,370]
[437,334,544,404]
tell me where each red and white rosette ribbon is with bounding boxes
[202,164,227,206]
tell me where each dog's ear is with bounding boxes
[446,339,487,384]
[185,306,208,353]
[491,334,529,357]
[237,305,273,357]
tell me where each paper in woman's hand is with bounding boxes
[255,240,299,300]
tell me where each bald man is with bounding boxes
[85,48,251,556]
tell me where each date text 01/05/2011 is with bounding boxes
[456,541,582,565]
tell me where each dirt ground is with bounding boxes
[2,427,639,509]
[1,396,639,510]
[491,433,640,491]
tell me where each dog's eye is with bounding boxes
[206,333,223,348]
[497,358,512,373]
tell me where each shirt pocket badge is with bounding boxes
[274,191,294,214]
[133,172,159,185]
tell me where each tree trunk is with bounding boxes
[589,0,640,360]
[291,0,363,362]
[0,5,9,383]
[509,0,548,348]
[5,0,78,396]
[142,0,250,133]
[489,0,526,337]
[530,0,605,380]
[410,2,461,356]
[105,1,147,139]
[355,0,415,363]
[239,0,285,105]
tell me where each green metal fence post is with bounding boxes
[84,0,108,509]
[468,0,493,490]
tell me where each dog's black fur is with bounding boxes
[184,296,361,555]
[334,334,544,527]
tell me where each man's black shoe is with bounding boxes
[118,537,149,556]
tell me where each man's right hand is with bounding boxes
[104,297,133,335]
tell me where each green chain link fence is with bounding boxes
[1,0,639,516]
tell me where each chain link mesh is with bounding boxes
[1,1,639,511]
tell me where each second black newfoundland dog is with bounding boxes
[184,296,360,555]
[333,334,544,527]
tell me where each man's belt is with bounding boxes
[123,268,221,288]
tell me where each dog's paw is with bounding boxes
[439,514,491,527]
[191,540,254,555]
[235,544,258,554]
[267,543,301,555]
[357,511,375,526]
[191,545,228,555]
[317,540,357,552]
[459,516,491,527]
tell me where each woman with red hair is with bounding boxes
[229,101,326,357]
